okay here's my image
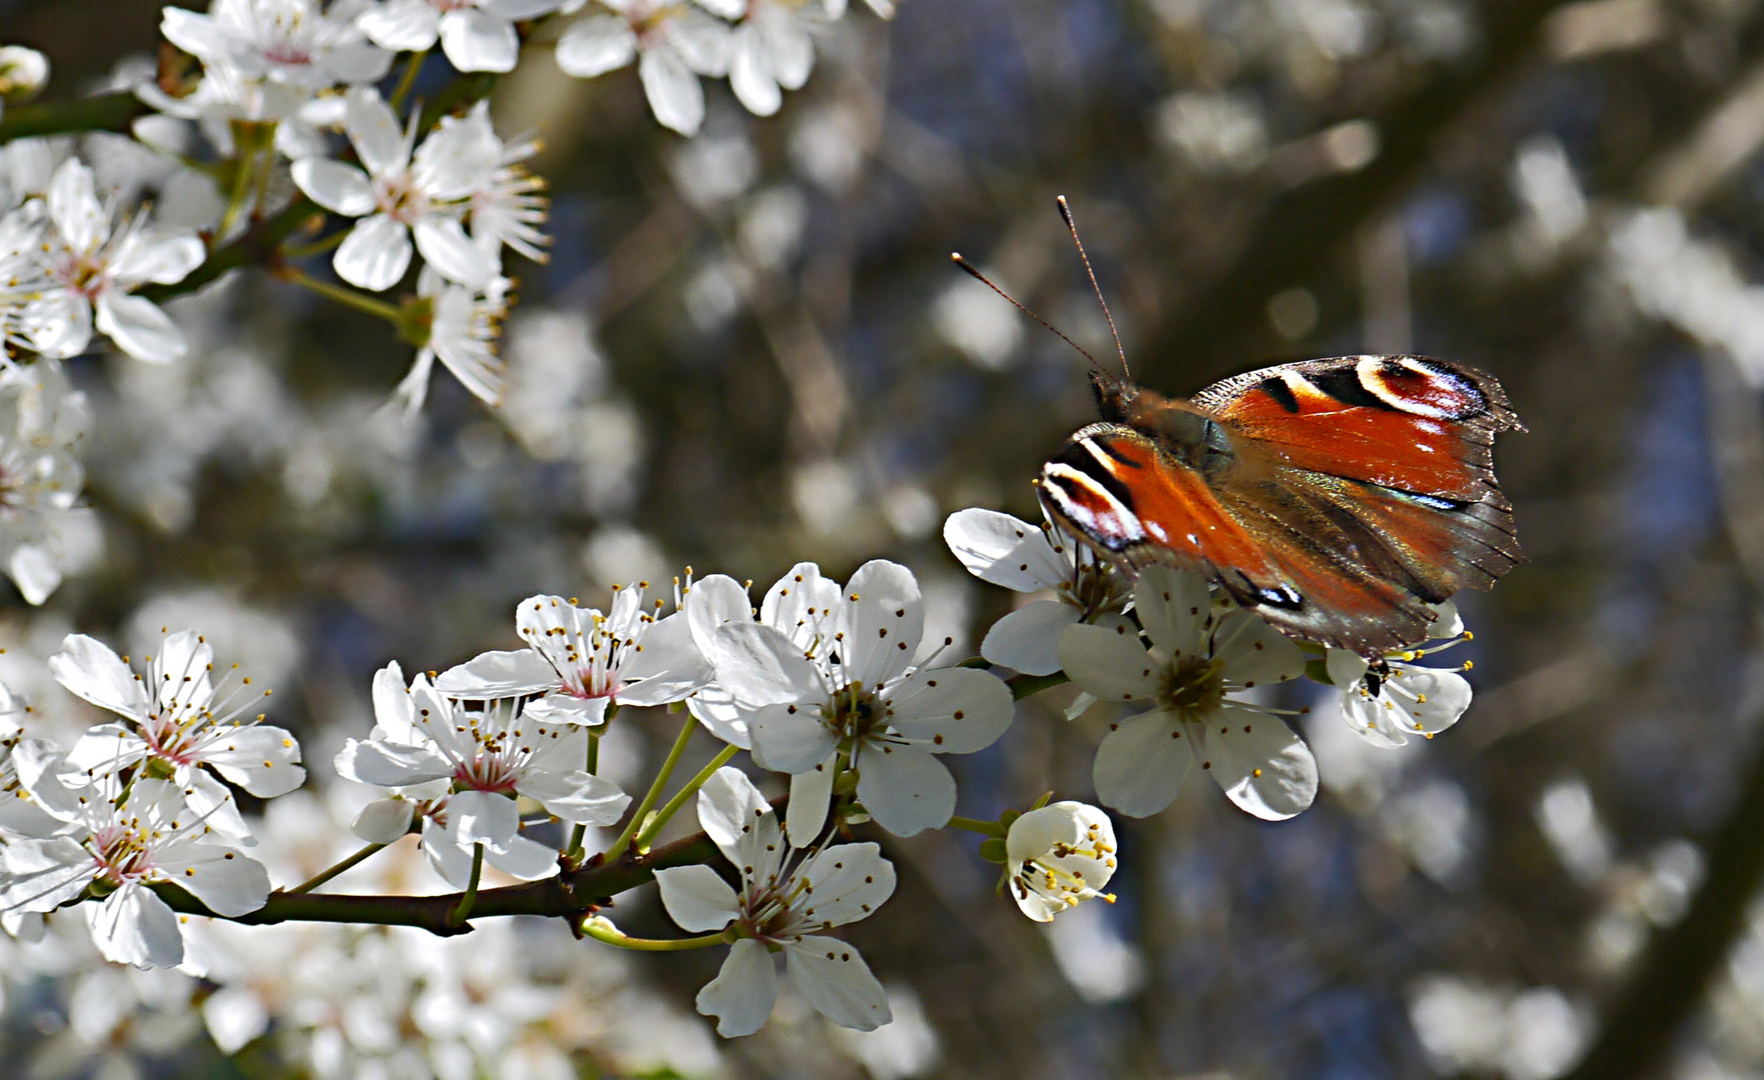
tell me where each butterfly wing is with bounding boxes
[1040,356,1523,654]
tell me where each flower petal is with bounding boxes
[107,229,206,286]
[942,508,1070,592]
[96,292,186,363]
[854,743,954,837]
[697,938,778,1037]
[50,633,150,719]
[1197,707,1317,821]
[980,600,1081,676]
[440,8,519,72]
[696,766,782,874]
[555,16,637,77]
[844,560,923,689]
[1057,615,1158,703]
[291,158,377,217]
[638,46,705,136]
[617,612,714,705]
[344,87,408,178]
[516,768,628,827]
[883,667,1014,754]
[783,938,891,1032]
[795,841,895,926]
[750,701,837,775]
[448,789,519,849]
[1213,611,1306,688]
[1092,710,1191,818]
[433,648,558,697]
[1132,565,1212,658]
[484,833,558,879]
[654,864,739,932]
[158,839,271,916]
[729,32,781,117]
[414,216,493,290]
[352,797,415,843]
[334,737,452,787]
[49,158,107,253]
[708,623,824,709]
[87,884,183,968]
[785,761,833,846]
[202,725,304,797]
[759,562,846,654]
[333,214,413,291]
[8,545,61,606]
[358,0,443,50]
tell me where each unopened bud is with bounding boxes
[0,47,48,104]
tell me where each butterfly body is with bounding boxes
[1039,355,1524,656]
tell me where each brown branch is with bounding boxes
[150,826,721,937]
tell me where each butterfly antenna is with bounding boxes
[948,253,1105,374]
[1055,195,1131,380]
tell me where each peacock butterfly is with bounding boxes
[1037,355,1524,656]
[955,199,1524,657]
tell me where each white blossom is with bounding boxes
[51,630,299,839]
[1004,801,1118,923]
[0,362,93,606]
[728,0,818,117]
[335,662,630,886]
[1325,602,1474,748]
[1058,565,1314,820]
[555,0,733,137]
[944,506,1132,676]
[690,560,1015,841]
[357,0,565,73]
[0,46,49,115]
[652,767,893,1036]
[160,0,393,99]
[435,584,713,726]
[0,775,270,968]
[389,266,511,416]
[25,158,206,363]
[290,86,496,291]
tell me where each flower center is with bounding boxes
[52,253,108,299]
[377,173,430,224]
[824,682,889,748]
[1159,654,1224,717]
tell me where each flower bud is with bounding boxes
[0,46,48,104]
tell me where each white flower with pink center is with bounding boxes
[434,584,714,726]
[554,0,735,136]
[26,158,206,364]
[335,662,630,887]
[52,630,301,841]
[160,0,392,97]
[357,0,566,73]
[290,86,498,292]
[653,767,894,1037]
[0,775,270,968]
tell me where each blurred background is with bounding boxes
[3,0,1762,1077]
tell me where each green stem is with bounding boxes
[282,230,349,260]
[445,843,485,927]
[0,91,147,142]
[564,729,602,867]
[287,842,388,895]
[636,744,738,850]
[217,129,257,241]
[578,915,725,952]
[946,815,1005,838]
[389,49,428,111]
[607,714,697,860]
[285,267,403,321]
